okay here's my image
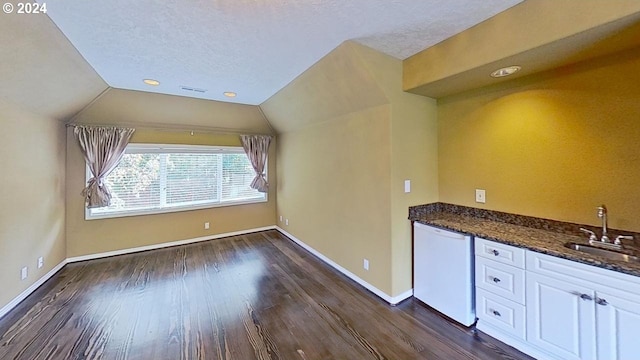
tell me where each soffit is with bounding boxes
[404,0,640,98]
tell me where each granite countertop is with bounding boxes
[409,203,640,278]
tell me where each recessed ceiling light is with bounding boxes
[490,66,521,78]
[143,79,160,86]
[223,92,237,98]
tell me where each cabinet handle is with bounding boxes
[596,298,608,306]
[491,276,501,283]
[490,309,501,317]
[492,249,500,256]
[579,294,593,301]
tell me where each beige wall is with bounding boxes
[438,47,640,232]
[0,99,67,310]
[264,42,438,297]
[65,128,276,258]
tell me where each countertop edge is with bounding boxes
[412,217,640,279]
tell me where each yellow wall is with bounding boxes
[65,128,277,258]
[263,42,438,297]
[276,106,394,292]
[438,47,640,232]
[351,43,440,295]
[0,99,67,310]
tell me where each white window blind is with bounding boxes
[87,144,266,219]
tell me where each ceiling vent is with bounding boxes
[180,86,207,93]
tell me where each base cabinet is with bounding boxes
[476,240,640,360]
[595,290,640,360]
[526,272,596,360]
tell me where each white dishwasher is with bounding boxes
[413,222,475,326]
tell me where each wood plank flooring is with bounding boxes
[0,230,532,359]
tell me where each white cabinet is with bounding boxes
[526,251,640,360]
[595,289,640,359]
[474,238,528,342]
[526,272,596,360]
[476,287,526,339]
[476,256,525,304]
[475,240,640,360]
[476,238,525,268]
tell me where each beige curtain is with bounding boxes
[74,125,135,208]
[240,135,273,193]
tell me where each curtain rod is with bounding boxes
[64,123,275,137]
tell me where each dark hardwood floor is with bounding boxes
[0,230,532,360]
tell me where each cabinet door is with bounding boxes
[595,290,640,360]
[526,272,596,360]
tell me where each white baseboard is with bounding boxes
[0,260,67,320]
[1,226,410,322]
[0,226,277,320]
[275,227,413,305]
[67,226,278,263]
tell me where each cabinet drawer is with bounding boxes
[476,288,526,340]
[476,257,525,304]
[475,238,525,268]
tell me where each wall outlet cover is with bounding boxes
[38,257,44,269]
[363,259,369,270]
[475,189,486,203]
[21,267,28,280]
[285,219,289,226]
[404,180,411,193]
[204,222,210,230]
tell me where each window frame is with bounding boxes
[84,143,267,220]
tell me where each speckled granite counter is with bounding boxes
[409,203,640,278]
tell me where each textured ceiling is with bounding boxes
[44,0,521,105]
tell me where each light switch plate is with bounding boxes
[475,189,486,203]
[404,180,411,193]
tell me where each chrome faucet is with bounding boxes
[597,205,609,243]
[579,205,635,251]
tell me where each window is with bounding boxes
[86,144,266,219]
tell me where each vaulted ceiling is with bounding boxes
[2,0,640,134]
[43,0,521,105]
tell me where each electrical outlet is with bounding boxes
[38,257,44,269]
[475,189,486,203]
[21,267,28,280]
[285,219,289,226]
[279,215,283,222]
[363,259,369,271]
[404,180,411,193]
[204,222,210,230]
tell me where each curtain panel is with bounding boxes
[240,135,273,193]
[73,125,135,208]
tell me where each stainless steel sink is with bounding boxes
[565,242,640,263]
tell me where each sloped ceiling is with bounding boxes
[71,88,273,135]
[261,41,390,133]
[0,7,108,120]
[43,0,521,105]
